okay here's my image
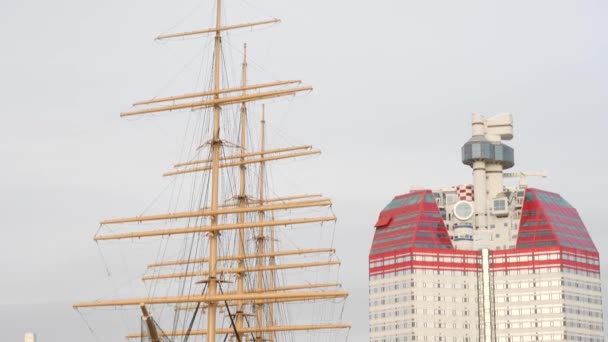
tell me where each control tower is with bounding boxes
[461,113,514,249]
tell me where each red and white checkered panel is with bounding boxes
[456,184,474,201]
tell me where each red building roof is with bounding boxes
[369,188,599,276]
[370,190,453,257]
[516,188,597,252]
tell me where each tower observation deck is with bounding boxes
[369,114,604,342]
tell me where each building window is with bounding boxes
[493,198,508,215]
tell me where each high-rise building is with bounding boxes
[369,114,604,342]
[24,332,36,342]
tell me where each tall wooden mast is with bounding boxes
[208,1,223,340]
[235,42,248,341]
[268,213,277,342]
[266,128,278,342]
[73,0,351,340]
[140,304,161,342]
[255,105,267,341]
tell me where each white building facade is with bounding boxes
[369,114,603,342]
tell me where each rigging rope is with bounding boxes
[95,241,112,277]
[183,282,208,342]
[75,309,104,342]
[218,280,242,342]
[153,317,174,342]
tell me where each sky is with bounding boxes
[1,0,608,341]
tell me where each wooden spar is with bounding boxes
[73,290,349,308]
[139,304,161,342]
[119,295,345,312]
[174,145,313,167]
[163,149,321,177]
[142,260,341,281]
[173,284,341,310]
[208,1,223,340]
[235,42,248,339]
[175,284,342,311]
[147,248,336,268]
[156,18,280,40]
[94,216,336,241]
[120,86,312,117]
[100,199,331,225]
[248,283,340,293]
[133,80,301,106]
[201,194,323,209]
[224,193,324,206]
[190,86,312,111]
[255,105,267,341]
[126,323,351,338]
[175,304,209,311]
[260,194,322,203]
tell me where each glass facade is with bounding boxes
[516,189,597,252]
[461,137,514,169]
[371,191,453,257]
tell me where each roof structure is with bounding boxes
[370,190,452,257]
[516,188,597,252]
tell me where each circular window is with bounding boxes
[453,201,474,221]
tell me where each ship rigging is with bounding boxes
[73,1,350,341]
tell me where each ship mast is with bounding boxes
[255,105,267,341]
[268,221,277,342]
[235,42,248,341]
[208,1,223,340]
[74,0,351,340]
[259,108,277,342]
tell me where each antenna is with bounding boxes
[504,170,549,188]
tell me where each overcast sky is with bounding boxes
[1,0,608,341]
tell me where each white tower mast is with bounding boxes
[462,113,514,248]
